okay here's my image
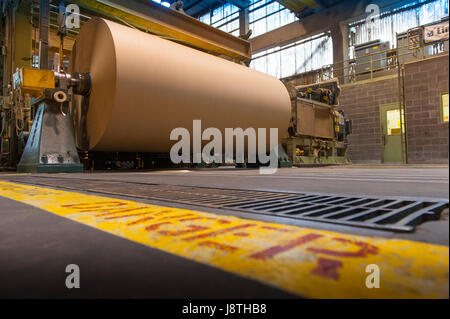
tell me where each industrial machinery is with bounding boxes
[282,79,352,165]
[1,1,351,172]
[13,67,89,172]
[1,17,291,172]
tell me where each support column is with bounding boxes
[239,7,249,38]
[330,23,348,84]
[14,1,32,70]
[39,0,49,70]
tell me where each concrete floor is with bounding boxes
[0,164,448,298]
[29,164,449,198]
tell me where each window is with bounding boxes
[198,3,240,36]
[442,93,449,122]
[348,0,449,58]
[386,109,402,135]
[250,33,333,79]
[249,0,297,38]
[198,1,298,38]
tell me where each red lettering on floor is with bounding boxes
[61,201,127,211]
[160,213,195,220]
[183,224,256,241]
[206,217,231,224]
[249,233,324,260]
[104,212,154,220]
[145,222,172,231]
[312,258,343,280]
[233,232,250,237]
[153,210,177,216]
[127,216,155,226]
[307,237,379,258]
[198,241,238,252]
[177,217,203,222]
[97,207,146,217]
[176,216,231,224]
[260,226,293,233]
[158,225,209,236]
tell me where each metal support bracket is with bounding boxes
[17,88,83,173]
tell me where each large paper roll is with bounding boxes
[69,18,291,152]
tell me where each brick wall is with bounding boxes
[403,54,449,164]
[339,77,399,163]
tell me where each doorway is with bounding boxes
[380,103,405,163]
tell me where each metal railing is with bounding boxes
[301,27,449,85]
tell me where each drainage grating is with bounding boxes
[3,176,448,232]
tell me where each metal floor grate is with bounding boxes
[3,176,448,232]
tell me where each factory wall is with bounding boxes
[403,54,449,164]
[339,77,399,163]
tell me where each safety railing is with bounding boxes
[291,23,449,85]
[335,42,447,84]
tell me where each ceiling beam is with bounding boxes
[227,0,250,9]
[184,0,205,11]
[250,0,400,53]
[70,0,251,61]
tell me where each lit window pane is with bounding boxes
[253,19,267,37]
[267,51,280,78]
[200,0,298,38]
[386,109,402,135]
[281,47,296,78]
[442,93,449,122]
[252,7,267,21]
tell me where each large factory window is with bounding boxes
[248,0,297,38]
[348,0,449,58]
[250,33,333,79]
[198,3,240,36]
[198,1,297,38]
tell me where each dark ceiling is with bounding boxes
[182,0,249,17]
[277,0,343,18]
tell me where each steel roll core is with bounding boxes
[69,18,291,152]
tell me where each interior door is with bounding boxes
[380,103,404,163]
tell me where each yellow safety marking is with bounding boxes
[0,174,30,176]
[0,181,448,299]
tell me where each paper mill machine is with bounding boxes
[0,1,351,173]
[1,16,292,173]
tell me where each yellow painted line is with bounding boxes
[0,181,448,298]
[0,174,30,176]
